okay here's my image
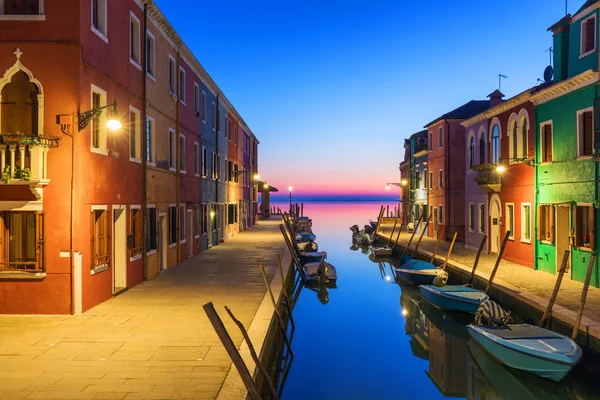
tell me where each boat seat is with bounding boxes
[486,325,562,340]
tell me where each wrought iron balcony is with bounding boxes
[473,163,501,193]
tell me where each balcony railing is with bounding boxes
[473,163,501,193]
[0,133,59,185]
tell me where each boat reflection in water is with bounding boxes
[304,281,337,305]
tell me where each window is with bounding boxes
[581,14,596,56]
[179,68,186,105]
[521,119,528,157]
[228,204,235,225]
[429,171,433,189]
[194,84,200,115]
[91,0,107,39]
[438,206,443,224]
[194,143,200,176]
[479,203,485,233]
[491,125,500,164]
[168,129,176,170]
[438,170,443,188]
[541,123,553,162]
[91,209,109,269]
[130,208,143,258]
[506,203,514,240]
[469,136,475,169]
[438,127,442,148]
[217,154,221,180]
[129,107,141,161]
[212,204,218,231]
[211,152,217,179]
[146,116,155,164]
[179,205,185,242]
[511,121,518,161]
[201,204,208,234]
[212,102,216,129]
[428,133,432,150]
[575,205,595,249]
[129,12,141,67]
[1,70,41,137]
[469,203,474,231]
[479,132,486,164]
[234,123,238,146]
[234,164,239,183]
[3,0,41,15]
[0,211,44,272]
[202,146,207,177]
[578,109,594,157]
[224,118,229,140]
[146,32,155,77]
[194,206,200,237]
[179,134,185,172]
[538,204,555,243]
[168,206,177,245]
[415,171,421,189]
[168,56,176,94]
[90,85,107,153]
[227,160,233,182]
[521,203,531,242]
[146,207,157,253]
[201,92,207,122]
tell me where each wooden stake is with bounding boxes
[279,225,305,282]
[203,302,262,400]
[392,223,403,251]
[429,237,442,264]
[387,219,398,246]
[540,250,570,328]
[374,206,384,235]
[277,254,295,331]
[224,306,280,400]
[402,214,423,256]
[469,235,488,286]
[412,214,432,257]
[441,232,458,271]
[484,231,510,293]
[260,264,294,358]
[572,254,596,340]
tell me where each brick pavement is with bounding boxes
[0,218,288,400]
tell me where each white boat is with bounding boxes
[303,261,337,283]
[369,243,393,257]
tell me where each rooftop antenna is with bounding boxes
[498,74,507,91]
[565,0,568,16]
[544,47,554,66]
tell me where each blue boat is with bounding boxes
[419,285,489,314]
[467,324,582,381]
[395,259,440,285]
[296,232,316,243]
[299,251,327,265]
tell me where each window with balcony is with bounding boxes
[581,14,596,56]
[130,208,142,258]
[0,211,44,272]
[1,70,40,136]
[578,109,594,157]
[541,123,553,162]
[575,205,595,249]
[91,209,109,269]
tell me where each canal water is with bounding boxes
[272,201,600,400]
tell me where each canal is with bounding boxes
[272,201,600,400]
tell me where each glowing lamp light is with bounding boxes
[288,186,293,192]
[401,179,408,186]
[253,174,260,181]
[496,165,506,173]
[210,210,215,218]
[263,183,269,189]
[401,309,408,317]
[385,185,391,190]
[106,118,122,131]
[385,276,391,282]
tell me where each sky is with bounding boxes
[156,0,581,198]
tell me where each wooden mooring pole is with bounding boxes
[402,214,423,256]
[374,206,384,236]
[412,215,431,258]
[387,219,398,247]
[484,231,510,293]
[203,302,262,400]
[469,235,487,286]
[441,232,458,271]
[540,250,570,328]
[429,237,442,264]
[392,225,403,251]
[260,264,294,358]
[277,254,296,332]
[572,254,596,340]
[224,306,280,400]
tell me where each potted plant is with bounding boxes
[1,165,11,184]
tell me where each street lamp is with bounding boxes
[288,186,293,214]
[496,165,506,173]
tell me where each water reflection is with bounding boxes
[305,281,337,305]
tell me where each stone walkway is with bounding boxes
[0,218,288,400]
[378,224,600,336]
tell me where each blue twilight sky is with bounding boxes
[156,0,579,197]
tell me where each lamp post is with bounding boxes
[288,186,293,215]
[58,101,121,314]
[386,182,403,218]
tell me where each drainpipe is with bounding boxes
[176,50,181,264]
[215,93,220,243]
[141,3,148,280]
[534,106,539,270]
[445,120,451,239]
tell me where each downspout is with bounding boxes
[215,93,220,242]
[445,120,451,239]
[534,104,539,270]
[141,3,148,280]
[176,50,181,264]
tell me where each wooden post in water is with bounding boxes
[386,205,389,217]
[429,237,442,264]
[469,235,488,286]
[387,219,398,246]
[374,206,384,236]
[259,264,294,358]
[224,306,280,400]
[441,232,458,271]
[484,231,510,293]
[571,254,596,340]
[203,302,262,400]
[412,214,432,258]
[402,214,423,256]
[301,203,304,217]
[540,250,570,328]
[392,224,403,251]
[277,254,295,331]
[279,225,305,283]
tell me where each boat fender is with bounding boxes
[475,299,513,327]
[432,270,448,287]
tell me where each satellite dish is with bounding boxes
[543,65,554,83]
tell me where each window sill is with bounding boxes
[130,157,142,164]
[508,237,515,241]
[202,119,206,124]
[577,155,594,160]
[0,14,45,20]
[180,100,186,107]
[169,243,177,248]
[540,240,554,245]
[130,58,142,71]
[147,72,156,82]
[146,249,157,256]
[194,173,200,177]
[576,246,594,253]
[129,254,142,262]
[91,26,108,43]
[91,147,109,156]
[521,239,532,244]
[0,271,46,280]
[579,48,596,59]
[169,167,177,172]
[147,161,156,167]
[180,170,186,174]
[194,235,200,239]
[91,264,109,275]
[179,239,186,244]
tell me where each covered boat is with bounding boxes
[369,243,393,257]
[419,285,489,314]
[296,232,316,243]
[395,259,441,285]
[467,324,582,381]
[299,251,327,265]
[303,261,337,283]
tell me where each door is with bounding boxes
[433,208,438,239]
[188,210,194,258]
[113,208,127,293]
[556,205,572,277]
[159,214,166,271]
[490,199,501,253]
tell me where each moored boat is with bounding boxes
[299,251,327,265]
[395,259,441,285]
[467,324,582,381]
[303,261,337,283]
[419,285,489,314]
[296,232,316,243]
[369,243,393,257]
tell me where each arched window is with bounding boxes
[511,121,518,160]
[469,136,475,169]
[491,125,500,164]
[521,119,528,157]
[479,132,486,164]
[1,70,40,135]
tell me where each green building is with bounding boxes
[531,0,600,286]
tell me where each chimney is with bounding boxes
[548,15,571,82]
[487,90,505,107]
